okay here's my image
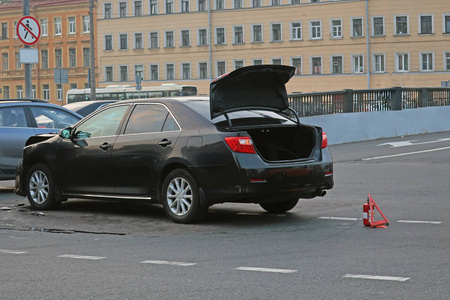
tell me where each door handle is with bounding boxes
[99,142,112,150]
[158,139,172,147]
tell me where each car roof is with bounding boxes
[0,98,47,104]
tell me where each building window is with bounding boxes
[419,15,433,34]
[135,64,144,80]
[395,15,409,35]
[445,52,450,71]
[120,34,128,49]
[199,62,208,79]
[68,17,76,34]
[32,85,36,99]
[1,22,7,39]
[272,58,282,65]
[15,52,21,70]
[271,23,282,41]
[352,54,364,73]
[56,84,63,101]
[119,2,127,17]
[2,53,8,70]
[331,56,343,74]
[372,16,384,36]
[252,24,263,43]
[43,84,50,101]
[182,63,191,79]
[234,60,244,69]
[272,0,280,5]
[396,53,409,72]
[234,0,243,8]
[181,30,190,47]
[166,0,174,13]
[198,0,207,11]
[291,57,302,75]
[445,15,450,34]
[104,3,112,19]
[54,18,61,35]
[373,54,385,73]
[82,16,90,33]
[292,0,300,3]
[252,0,261,7]
[16,85,23,98]
[217,61,226,76]
[3,86,10,99]
[311,56,322,74]
[216,0,224,10]
[291,22,302,40]
[352,18,363,37]
[198,29,208,46]
[134,0,143,16]
[253,59,263,65]
[310,20,321,39]
[105,66,113,81]
[150,0,158,14]
[69,48,76,67]
[41,19,48,36]
[182,0,190,12]
[331,19,342,38]
[165,31,174,47]
[120,65,128,81]
[41,50,48,69]
[150,64,159,80]
[216,27,225,45]
[150,32,159,48]
[166,63,174,80]
[421,52,433,71]
[55,49,62,68]
[134,32,143,49]
[83,48,90,67]
[234,26,244,44]
[105,34,113,50]
[14,22,17,38]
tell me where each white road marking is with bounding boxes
[58,254,106,260]
[397,220,442,224]
[362,146,450,161]
[236,267,297,274]
[0,249,28,254]
[319,217,359,221]
[378,138,450,148]
[140,260,196,266]
[343,274,410,282]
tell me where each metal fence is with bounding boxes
[288,87,450,117]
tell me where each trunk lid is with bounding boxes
[210,65,295,119]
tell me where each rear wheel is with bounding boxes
[259,199,299,213]
[26,163,59,210]
[161,169,207,224]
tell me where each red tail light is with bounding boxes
[321,131,328,149]
[225,137,256,154]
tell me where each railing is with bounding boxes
[288,87,450,117]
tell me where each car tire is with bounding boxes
[161,169,207,224]
[26,163,59,210]
[259,199,299,213]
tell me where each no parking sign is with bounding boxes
[16,16,41,45]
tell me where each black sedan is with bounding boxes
[15,65,333,223]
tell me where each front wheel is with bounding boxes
[26,163,59,210]
[259,199,299,213]
[161,169,207,224]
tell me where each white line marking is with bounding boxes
[319,217,359,221]
[0,249,28,254]
[58,254,106,260]
[236,267,297,274]
[378,138,450,148]
[397,220,442,224]
[140,260,196,266]
[362,146,450,161]
[344,274,410,282]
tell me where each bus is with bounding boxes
[66,83,198,104]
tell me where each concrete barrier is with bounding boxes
[302,106,450,145]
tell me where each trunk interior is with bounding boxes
[247,126,317,161]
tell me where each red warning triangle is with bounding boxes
[367,194,389,228]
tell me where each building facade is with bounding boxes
[0,0,97,104]
[97,0,450,95]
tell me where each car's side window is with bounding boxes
[0,107,27,127]
[124,104,180,134]
[75,105,129,138]
[30,106,80,129]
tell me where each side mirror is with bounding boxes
[59,127,72,139]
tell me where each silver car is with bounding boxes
[0,99,81,180]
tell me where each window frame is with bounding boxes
[331,55,344,74]
[330,18,343,39]
[418,14,434,35]
[351,54,364,73]
[373,53,386,73]
[420,52,434,72]
[396,52,410,72]
[351,17,364,38]
[372,16,385,36]
[309,20,322,40]
[290,21,302,41]
[271,23,282,42]
[394,14,409,35]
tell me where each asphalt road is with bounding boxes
[1,131,449,300]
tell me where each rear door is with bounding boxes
[112,103,181,196]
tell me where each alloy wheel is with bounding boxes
[166,177,193,216]
[29,170,50,205]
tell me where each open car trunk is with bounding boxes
[246,125,317,162]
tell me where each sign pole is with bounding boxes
[23,0,32,99]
